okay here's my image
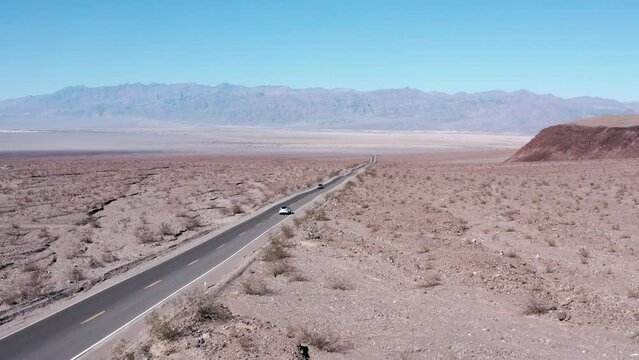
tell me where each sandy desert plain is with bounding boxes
[2,128,639,359]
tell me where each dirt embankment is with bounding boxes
[507,124,639,162]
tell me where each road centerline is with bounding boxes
[187,259,200,266]
[144,280,162,289]
[217,243,225,249]
[81,311,106,325]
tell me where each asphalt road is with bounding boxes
[0,156,375,360]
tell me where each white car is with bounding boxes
[278,206,293,215]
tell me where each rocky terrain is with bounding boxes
[1,83,637,133]
[0,154,359,324]
[507,123,639,162]
[113,153,639,359]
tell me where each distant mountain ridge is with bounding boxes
[0,83,636,133]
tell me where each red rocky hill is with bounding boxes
[507,123,639,162]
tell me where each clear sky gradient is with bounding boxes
[0,0,637,101]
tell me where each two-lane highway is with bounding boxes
[0,155,375,360]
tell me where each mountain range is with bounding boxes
[0,83,637,133]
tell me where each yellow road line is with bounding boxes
[81,310,105,325]
[217,243,225,250]
[239,231,246,236]
[144,280,162,289]
[187,259,199,266]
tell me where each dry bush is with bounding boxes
[111,339,135,360]
[270,262,295,277]
[419,273,442,288]
[2,271,47,305]
[545,238,557,247]
[22,262,40,272]
[146,311,181,341]
[578,248,590,258]
[101,251,119,263]
[79,235,93,244]
[280,224,295,239]
[69,267,85,282]
[135,226,156,244]
[522,297,551,315]
[288,325,351,353]
[159,223,175,236]
[504,249,519,258]
[327,276,354,291]
[314,210,330,221]
[261,237,289,261]
[89,257,103,269]
[241,277,270,295]
[182,216,202,230]
[231,203,244,214]
[38,227,50,239]
[235,334,254,351]
[344,181,356,190]
[196,302,233,323]
[288,272,309,282]
[628,288,639,299]
[219,207,233,216]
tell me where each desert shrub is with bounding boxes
[241,278,270,295]
[270,262,295,277]
[288,272,309,282]
[196,303,233,323]
[420,273,442,288]
[545,238,557,247]
[231,204,244,214]
[289,325,350,353]
[261,237,288,261]
[111,338,135,360]
[236,334,254,351]
[135,226,156,244]
[159,223,175,236]
[628,288,639,299]
[327,276,354,291]
[23,262,40,272]
[182,216,202,230]
[38,228,50,239]
[522,297,551,315]
[146,311,181,341]
[504,249,519,258]
[101,252,119,263]
[344,181,355,190]
[280,224,295,239]
[89,257,103,269]
[578,248,590,258]
[69,268,85,282]
[314,210,330,222]
[80,235,93,244]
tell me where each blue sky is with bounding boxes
[0,0,637,100]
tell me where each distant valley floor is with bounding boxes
[0,127,530,155]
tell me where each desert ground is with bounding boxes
[0,154,362,324]
[111,153,639,359]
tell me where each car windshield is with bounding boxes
[281,206,287,209]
